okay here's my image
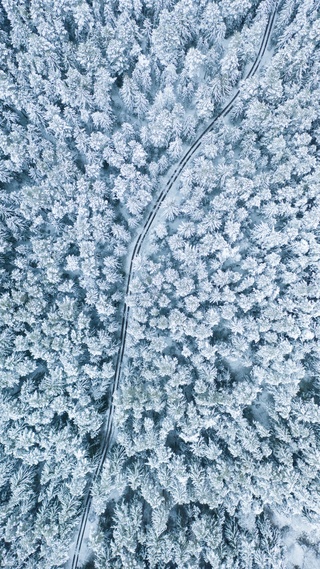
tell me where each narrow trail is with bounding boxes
[69,3,278,567]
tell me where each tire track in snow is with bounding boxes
[70,3,278,567]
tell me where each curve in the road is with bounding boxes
[70,3,278,567]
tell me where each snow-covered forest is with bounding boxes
[0,0,320,567]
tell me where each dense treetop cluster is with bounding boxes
[0,0,319,568]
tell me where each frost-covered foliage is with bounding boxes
[0,0,319,568]
[91,1,319,568]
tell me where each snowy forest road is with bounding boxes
[69,3,278,567]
